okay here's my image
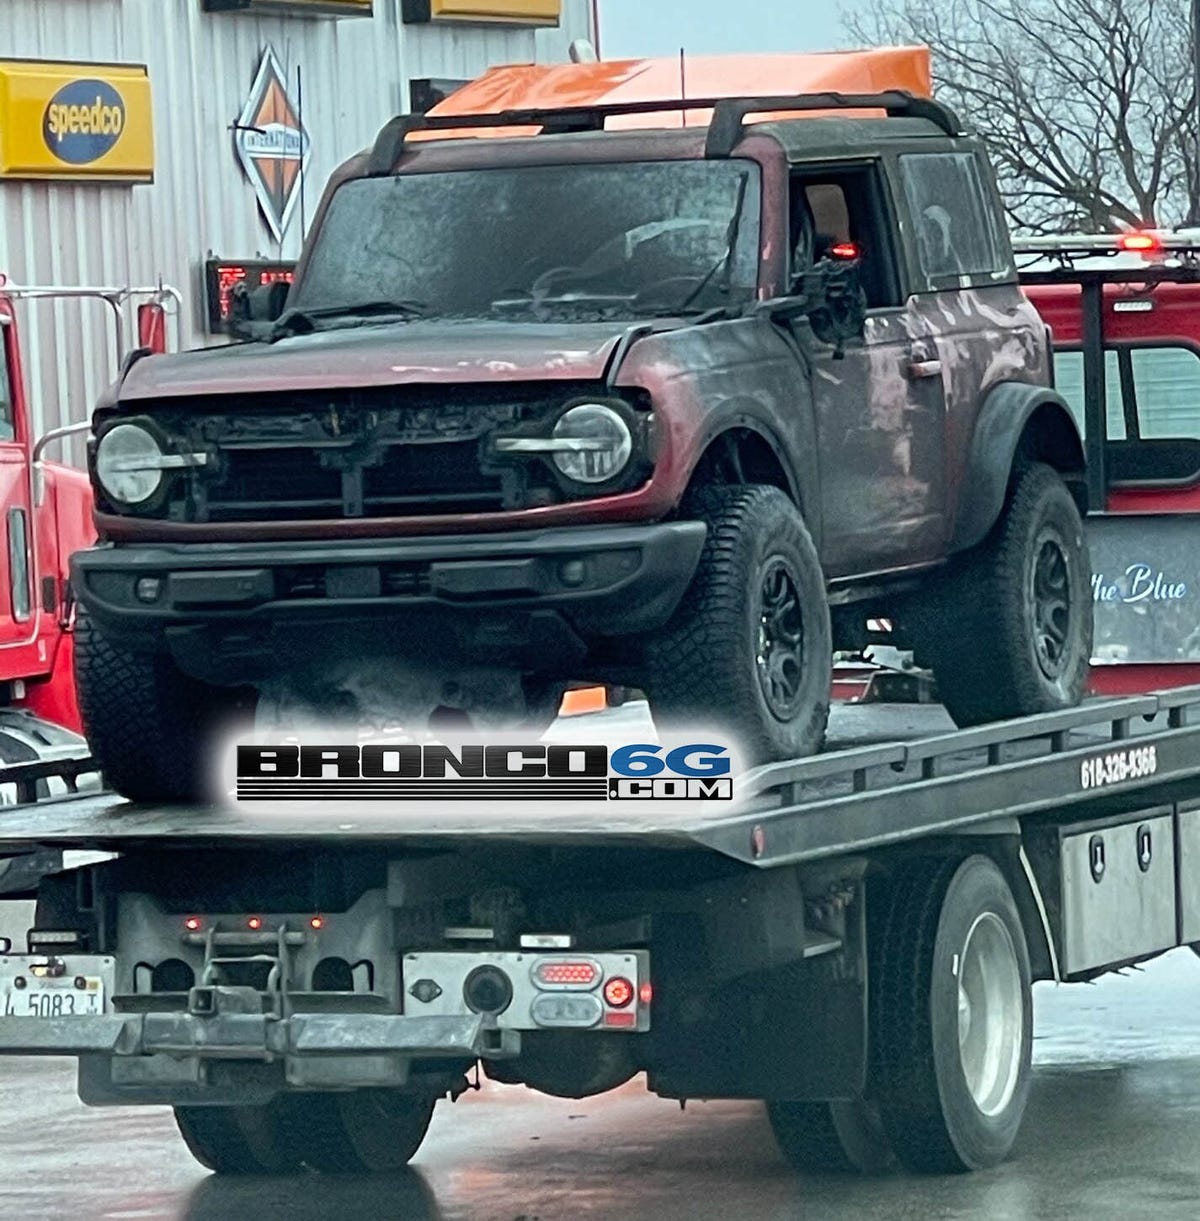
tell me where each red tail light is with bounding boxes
[310,916,325,930]
[639,981,653,1006]
[534,960,600,988]
[603,976,635,1009]
[184,916,202,932]
[247,917,262,931]
[830,241,861,261]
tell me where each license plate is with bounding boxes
[0,956,112,1018]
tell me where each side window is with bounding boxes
[898,152,1013,288]
[789,168,901,310]
[1051,350,1126,440]
[0,334,15,443]
[1054,344,1200,484]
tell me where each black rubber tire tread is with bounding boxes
[645,484,831,766]
[285,1090,437,1174]
[174,1104,300,1175]
[926,462,1092,727]
[871,855,1032,1174]
[767,1101,856,1174]
[74,606,248,803]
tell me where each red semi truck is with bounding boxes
[0,278,175,829]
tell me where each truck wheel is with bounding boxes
[872,855,1032,1173]
[645,485,831,765]
[175,1103,300,1175]
[929,463,1092,727]
[287,1090,437,1173]
[74,606,252,803]
[768,1099,895,1175]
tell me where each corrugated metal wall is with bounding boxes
[0,0,593,448]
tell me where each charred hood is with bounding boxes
[115,319,640,404]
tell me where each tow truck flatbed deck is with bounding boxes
[0,691,1195,867]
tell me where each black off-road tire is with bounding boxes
[645,485,831,766]
[924,462,1092,727]
[74,606,253,803]
[871,855,1033,1174]
[285,1090,437,1174]
[175,1103,301,1175]
[768,1099,895,1175]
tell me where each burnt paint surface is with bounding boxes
[98,123,1052,580]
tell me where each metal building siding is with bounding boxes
[0,0,591,443]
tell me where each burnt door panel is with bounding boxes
[795,306,947,577]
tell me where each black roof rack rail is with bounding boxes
[366,90,964,175]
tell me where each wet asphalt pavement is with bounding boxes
[2,893,1200,1221]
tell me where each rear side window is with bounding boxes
[899,152,1012,288]
[1054,344,1200,485]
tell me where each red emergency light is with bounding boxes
[1117,231,1163,255]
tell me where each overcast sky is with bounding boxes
[595,0,865,58]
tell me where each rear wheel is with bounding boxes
[175,1103,300,1175]
[74,606,253,803]
[285,1090,437,1174]
[768,1098,895,1175]
[644,485,831,766]
[924,462,1092,727]
[871,855,1032,1173]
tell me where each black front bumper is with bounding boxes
[72,523,706,678]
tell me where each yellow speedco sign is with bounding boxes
[0,60,153,182]
[402,0,561,24]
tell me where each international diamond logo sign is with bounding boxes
[234,47,310,242]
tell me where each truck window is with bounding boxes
[898,152,1013,289]
[1054,344,1200,484]
[0,340,14,442]
[789,168,900,309]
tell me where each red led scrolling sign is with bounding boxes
[203,258,296,334]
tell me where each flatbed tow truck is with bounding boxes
[1,687,1198,1176]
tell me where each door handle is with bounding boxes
[906,357,943,380]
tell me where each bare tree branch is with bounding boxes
[845,0,1196,232]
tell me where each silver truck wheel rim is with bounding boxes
[957,911,1024,1117]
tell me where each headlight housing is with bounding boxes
[94,423,166,506]
[550,404,633,485]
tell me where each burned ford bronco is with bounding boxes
[72,88,1093,800]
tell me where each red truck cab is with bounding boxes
[0,277,179,735]
[1019,233,1200,695]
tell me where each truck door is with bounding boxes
[788,167,948,576]
[0,300,36,649]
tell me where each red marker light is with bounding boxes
[247,917,262,931]
[184,917,202,933]
[1118,231,1161,254]
[639,981,653,1006]
[534,960,599,988]
[830,241,861,261]
[603,977,635,1009]
[604,1010,637,1028]
[310,916,324,931]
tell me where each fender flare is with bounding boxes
[951,381,1085,553]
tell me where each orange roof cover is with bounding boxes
[419,46,932,140]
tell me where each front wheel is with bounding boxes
[644,485,831,766]
[871,855,1033,1173]
[74,606,254,803]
